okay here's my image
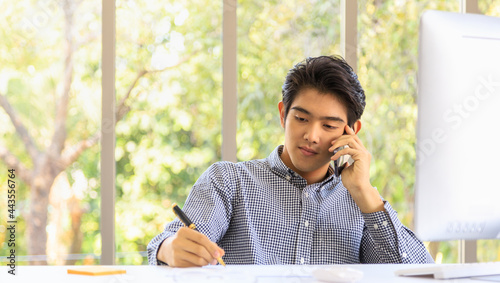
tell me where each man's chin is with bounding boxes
[293,164,325,174]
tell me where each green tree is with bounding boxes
[113,0,223,264]
[0,0,102,264]
[2,0,498,265]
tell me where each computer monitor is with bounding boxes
[415,10,500,241]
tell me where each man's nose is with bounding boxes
[304,124,320,144]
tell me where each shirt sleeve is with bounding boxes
[359,200,434,264]
[146,162,236,266]
[147,226,178,266]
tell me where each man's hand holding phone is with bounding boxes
[329,124,384,213]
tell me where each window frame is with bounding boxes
[99,0,480,265]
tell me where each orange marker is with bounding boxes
[67,266,126,276]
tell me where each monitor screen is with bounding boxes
[415,10,500,241]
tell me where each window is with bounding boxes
[0,0,102,264]
[1,0,498,265]
[237,1,341,161]
[114,0,222,264]
[358,0,461,263]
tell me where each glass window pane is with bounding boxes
[115,0,222,264]
[357,0,460,263]
[480,0,500,15]
[237,0,341,161]
[0,1,101,265]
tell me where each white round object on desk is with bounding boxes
[312,266,364,283]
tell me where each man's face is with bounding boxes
[279,88,349,182]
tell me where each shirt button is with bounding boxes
[402,252,407,258]
[285,175,291,181]
[382,220,388,227]
[305,192,309,197]
[373,224,379,230]
[300,258,305,264]
[304,220,309,227]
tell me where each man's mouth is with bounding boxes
[299,146,318,156]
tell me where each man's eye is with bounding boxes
[324,124,337,129]
[295,115,307,122]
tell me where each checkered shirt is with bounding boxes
[147,145,434,265]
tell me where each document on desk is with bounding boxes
[160,265,316,282]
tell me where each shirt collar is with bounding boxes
[267,145,340,189]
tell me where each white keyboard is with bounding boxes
[395,262,500,280]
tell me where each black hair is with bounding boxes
[281,55,366,127]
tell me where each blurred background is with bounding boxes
[0,0,499,265]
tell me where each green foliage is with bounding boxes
[113,0,223,264]
[237,1,342,161]
[358,0,500,263]
[1,0,499,265]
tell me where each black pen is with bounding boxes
[171,203,226,266]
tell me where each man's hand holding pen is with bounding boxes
[158,227,225,267]
[157,204,226,267]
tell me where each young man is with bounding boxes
[148,55,434,267]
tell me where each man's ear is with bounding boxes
[353,120,362,134]
[278,101,285,128]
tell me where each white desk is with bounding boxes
[0,264,492,282]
